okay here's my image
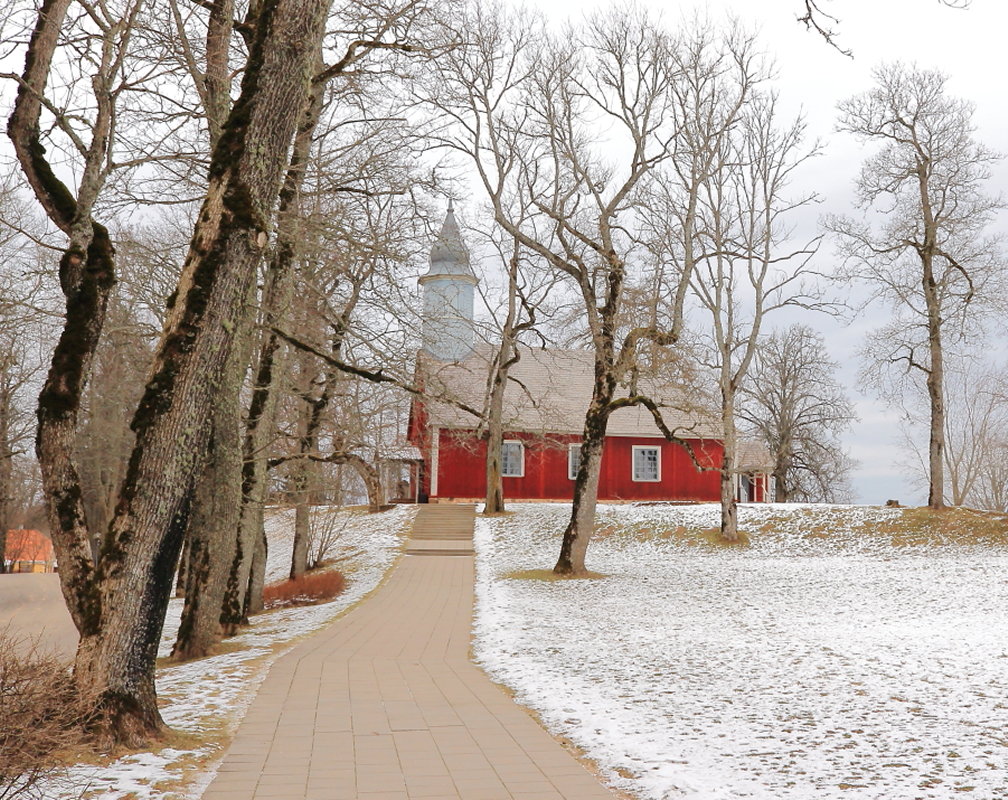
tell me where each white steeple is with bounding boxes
[418,202,477,362]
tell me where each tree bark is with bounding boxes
[0,390,10,574]
[553,249,624,576]
[12,0,331,743]
[168,0,244,662]
[774,466,790,504]
[923,252,946,509]
[554,407,607,575]
[483,393,505,513]
[224,331,283,630]
[483,343,511,514]
[246,523,267,615]
[483,241,525,514]
[290,467,311,580]
[175,275,257,657]
[719,392,739,542]
[174,533,189,597]
[226,58,325,616]
[171,393,242,659]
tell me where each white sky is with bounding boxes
[531,0,1008,504]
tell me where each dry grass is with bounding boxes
[697,527,752,547]
[860,506,1008,547]
[0,630,93,800]
[596,505,1008,549]
[594,522,752,547]
[262,570,346,609]
[503,568,608,582]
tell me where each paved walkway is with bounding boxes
[203,504,617,800]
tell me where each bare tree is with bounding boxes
[227,0,450,619]
[429,5,710,574]
[276,150,433,579]
[974,444,1008,512]
[895,356,1008,508]
[683,83,821,540]
[829,63,1006,510]
[8,0,332,742]
[797,0,970,57]
[940,360,1008,507]
[738,324,856,502]
[467,221,556,515]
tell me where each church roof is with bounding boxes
[421,203,474,280]
[417,345,724,440]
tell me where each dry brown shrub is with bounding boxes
[262,570,346,609]
[0,630,92,799]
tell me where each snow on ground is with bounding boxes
[55,503,416,800]
[473,503,1008,800]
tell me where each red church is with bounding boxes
[406,206,772,505]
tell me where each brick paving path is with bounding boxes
[202,504,617,800]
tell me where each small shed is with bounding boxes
[4,530,56,573]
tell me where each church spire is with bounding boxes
[418,202,477,362]
[425,201,471,276]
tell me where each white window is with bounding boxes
[632,445,661,482]
[501,440,525,477]
[568,444,582,480]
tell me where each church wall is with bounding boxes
[432,428,724,502]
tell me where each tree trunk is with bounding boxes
[223,335,283,631]
[224,490,263,632]
[483,242,522,515]
[174,533,189,597]
[18,0,333,743]
[169,0,241,661]
[174,277,257,657]
[289,384,315,580]
[246,523,267,615]
[720,464,738,540]
[773,469,789,504]
[171,403,242,660]
[0,390,11,574]
[917,159,946,511]
[553,278,621,575]
[925,273,945,509]
[719,388,740,542]
[554,402,609,575]
[483,370,506,514]
[290,472,310,580]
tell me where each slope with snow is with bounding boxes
[473,503,1008,800]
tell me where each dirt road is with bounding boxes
[0,573,77,659]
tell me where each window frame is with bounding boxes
[631,445,661,483]
[568,443,582,481]
[500,439,525,478]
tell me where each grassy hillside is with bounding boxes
[592,503,1008,549]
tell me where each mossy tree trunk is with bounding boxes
[224,55,324,625]
[171,352,244,659]
[172,0,247,662]
[9,0,332,743]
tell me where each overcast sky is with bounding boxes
[531,0,1008,504]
